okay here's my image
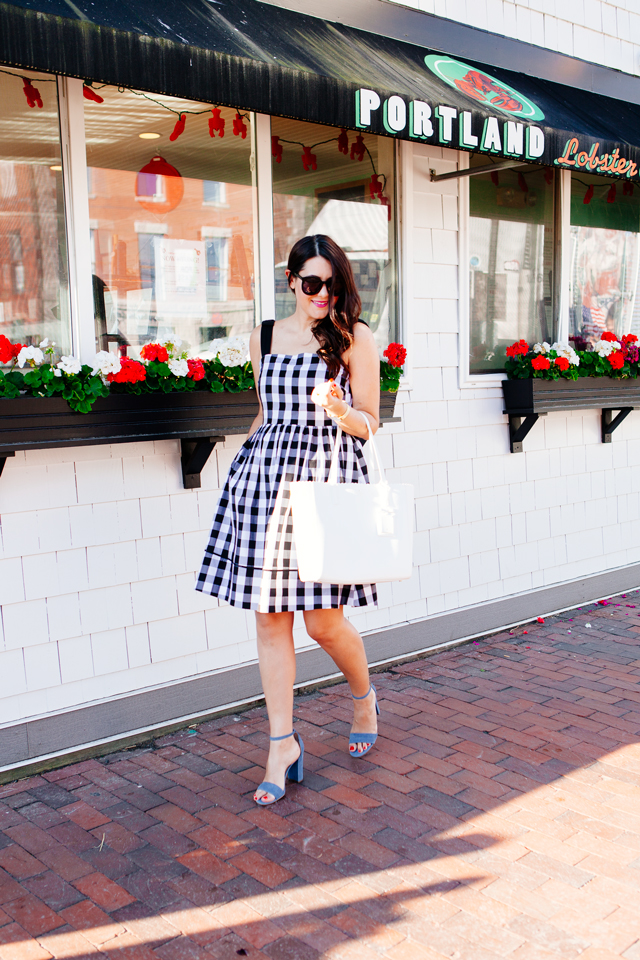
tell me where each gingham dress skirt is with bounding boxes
[196,351,377,612]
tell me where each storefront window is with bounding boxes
[569,172,640,345]
[0,71,70,355]
[271,118,398,350]
[468,158,555,373]
[84,89,255,356]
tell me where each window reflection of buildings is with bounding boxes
[88,168,254,354]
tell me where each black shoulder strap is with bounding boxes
[356,318,369,326]
[260,319,275,358]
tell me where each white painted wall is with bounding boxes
[3,3,640,739]
[3,138,640,733]
[384,0,640,76]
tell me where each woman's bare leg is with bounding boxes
[303,607,377,754]
[254,611,301,802]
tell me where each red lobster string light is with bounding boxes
[337,128,349,155]
[607,183,617,204]
[22,78,43,108]
[369,174,384,200]
[302,146,317,171]
[209,108,225,138]
[233,112,248,138]
[517,172,528,193]
[272,136,283,163]
[583,184,594,204]
[83,84,104,104]
[169,113,186,141]
[350,134,366,162]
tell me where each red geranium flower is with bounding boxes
[107,358,147,383]
[554,356,570,371]
[140,343,169,363]
[622,334,638,345]
[0,336,22,364]
[506,339,529,358]
[383,343,407,368]
[187,358,205,381]
[0,335,14,364]
[600,331,618,342]
[608,350,624,370]
[531,355,550,371]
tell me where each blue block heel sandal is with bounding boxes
[349,684,380,757]
[254,731,304,806]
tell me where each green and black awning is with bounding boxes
[1,0,639,179]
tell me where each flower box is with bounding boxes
[0,389,400,487]
[502,378,640,452]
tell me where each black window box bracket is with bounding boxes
[502,379,640,452]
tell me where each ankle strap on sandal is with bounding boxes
[352,687,372,700]
[270,731,295,741]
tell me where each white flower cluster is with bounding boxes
[593,338,621,358]
[17,345,44,367]
[54,356,82,377]
[168,358,189,377]
[91,351,121,378]
[214,335,248,368]
[533,342,551,354]
[550,342,580,366]
[160,336,183,355]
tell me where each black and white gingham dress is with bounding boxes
[196,328,377,612]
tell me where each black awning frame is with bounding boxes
[2,1,640,183]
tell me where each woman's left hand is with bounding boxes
[311,379,344,415]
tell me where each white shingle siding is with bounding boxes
[389,0,640,75]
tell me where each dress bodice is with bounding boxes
[258,352,351,428]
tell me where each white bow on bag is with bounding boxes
[289,410,414,584]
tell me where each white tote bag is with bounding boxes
[289,411,414,584]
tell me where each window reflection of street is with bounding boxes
[271,117,398,353]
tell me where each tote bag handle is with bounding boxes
[327,410,384,485]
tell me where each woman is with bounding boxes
[197,234,380,806]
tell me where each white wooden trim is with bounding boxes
[456,151,472,389]
[252,113,275,324]
[397,138,413,389]
[557,169,572,343]
[57,77,95,362]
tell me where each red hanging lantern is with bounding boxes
[302,146,317,172]
[517,172,528,193]
[583,184,594,204]
[22,78,43,109]
[607,183,617,204]
[490,171,499,187]
[135,156,184,214]
[271,136,283,163]
[369,174,383,200]
[337,128,349,155]
[208,108,225,138]
[350,134,366,162]
[83,84,104,104]
[169,113,186,142]
[233,113,248,138]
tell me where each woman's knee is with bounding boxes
[256,611,294,647]
[304,610,342,646]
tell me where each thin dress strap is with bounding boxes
[261,320,275,358]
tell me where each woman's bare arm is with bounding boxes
[311,323,379,439]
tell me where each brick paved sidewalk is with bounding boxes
[2,592,640,960]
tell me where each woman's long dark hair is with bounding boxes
[287,234,362,378]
